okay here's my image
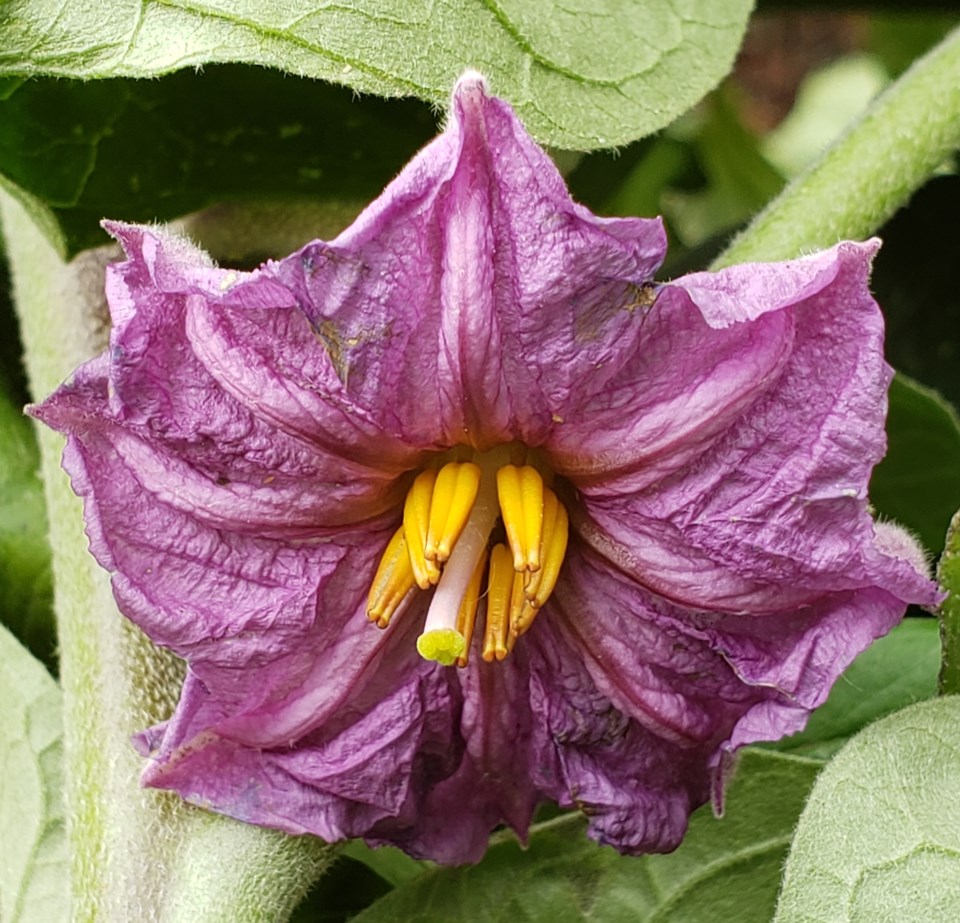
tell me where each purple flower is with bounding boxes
[33,72,939,865]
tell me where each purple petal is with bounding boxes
[548,241,879,492]
[526,620,707,854]
[573,241,940,611]
[269,73,667,450]
[33,222,422,532]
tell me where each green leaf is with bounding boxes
[0,383,54,668]
[665,92,784,247]
[341,842,428,888]
[351,748,822,923]
[872,175,960,411]
[774,697,960,923]
[0,0,753,150]
[870,374,960,556]
[0,623,68,921]
[769,619,940,760]
[0,67,437,255]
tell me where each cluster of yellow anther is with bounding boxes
[366,458,569,667]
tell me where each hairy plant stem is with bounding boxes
[714,23,960,267]
[938,511,960,696]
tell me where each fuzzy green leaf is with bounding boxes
[0,624,68,922]
[774,697,960,923]
[937,510,960,695]
[351,748,822,923]
[0,0,752,150]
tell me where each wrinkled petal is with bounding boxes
[549,240,877,491]
[33,222,422,532]
[526,620,707,854]
[269,73,667,450]
[574,240,941,612]
[547,543,920,756]
[549,544,761,746]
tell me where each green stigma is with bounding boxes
[416,628,466,666]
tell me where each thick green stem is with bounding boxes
[1,190,335,921]
[714,23,960,267]
[938,511,960,696]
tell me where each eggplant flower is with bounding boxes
[32,72,940,864]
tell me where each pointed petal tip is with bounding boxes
[450,71,497,130]
[452,70,489,102]
[100,218,142,254]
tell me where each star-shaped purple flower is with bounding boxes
[33,72,939,864]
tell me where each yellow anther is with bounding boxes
[496,464,544,572]
[425,462,482,564]
[455,548,488,668]
[482,543,514,662]
[416,628,466,666]
[404,469,440,588]
[509,598,539,643]
[367,525,417,629]
[524,489,569,609]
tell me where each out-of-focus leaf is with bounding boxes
[0,0,753,151]
[351,748,822,923]
[774,697,960,923]
[762,54,889,178]
[0,384,53,668]
[870,12,958,77]
[769,619,939,760]
[340,842,427,888]
[0,68,436,255]
[0,623,68,922]
[870,374,960,556]
[872,175,960,411]
[664,92,784,246]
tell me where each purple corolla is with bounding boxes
[32,72,939,864]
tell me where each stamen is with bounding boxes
[371,447,571,667]
[366,525,417,629]
[455,547,488,668]
[425,462,482,563]
[524,488,569,609]
[496,464,544,572]
[404,469,440,588]
[482,543,514,662]
[503,569,528,655]
[510,598,539,638]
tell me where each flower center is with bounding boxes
[366,446,569,667]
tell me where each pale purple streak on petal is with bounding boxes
[546,286,794,490]
[548,545,759,746]
[270,74,667,449]
[574,241,934,613]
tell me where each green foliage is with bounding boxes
[0,384,54,668]
[0,0,752,151]
[774,697,960,923]
[0,68,437,255]
[870,375,960,556]
[348,749,822,923]
[0,623,68,921]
